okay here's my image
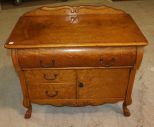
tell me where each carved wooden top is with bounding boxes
[5,6,148,48]
[24,5,125,16]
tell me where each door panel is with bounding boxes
[77,69,130,99]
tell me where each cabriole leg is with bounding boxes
[123,102,130,117]
[24,105,32,119]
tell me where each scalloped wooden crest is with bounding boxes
[23,5,126,16]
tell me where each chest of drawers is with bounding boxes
[5,6,148,119]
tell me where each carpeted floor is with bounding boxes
[0,0,154,127]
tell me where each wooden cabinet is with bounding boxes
[5,6,148,119]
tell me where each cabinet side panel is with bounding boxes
[125,46,144,105]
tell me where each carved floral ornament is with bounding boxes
[41,6,80,24]
[40,6,125,24]
[66,8,79,24]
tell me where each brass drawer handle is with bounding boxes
[45,90,58,98]
[100,57,115,67]
[40,59,55,68]
[44,74,58,80]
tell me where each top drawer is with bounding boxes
[17,47,136,68]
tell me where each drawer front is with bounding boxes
[24,69,76,84]
[28,83,76,99]
[17,47,136,68]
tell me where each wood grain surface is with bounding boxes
[17,47,136,68]
[5,6,147,48]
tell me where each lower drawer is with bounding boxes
[28,83,76,100]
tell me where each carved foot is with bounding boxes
[24,105,32,119]
[123,103,130,117]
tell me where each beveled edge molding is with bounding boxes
[23,5,126,16]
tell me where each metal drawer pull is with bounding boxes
[100,57,115,67]
[40,59,55,67]
[45,90,58,98]
[44,74,58,80]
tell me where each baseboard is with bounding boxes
[112,0,135,1]
[0,1,1,10]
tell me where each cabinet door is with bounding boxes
[77,69,130,99]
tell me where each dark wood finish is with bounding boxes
[5,6,148,118]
